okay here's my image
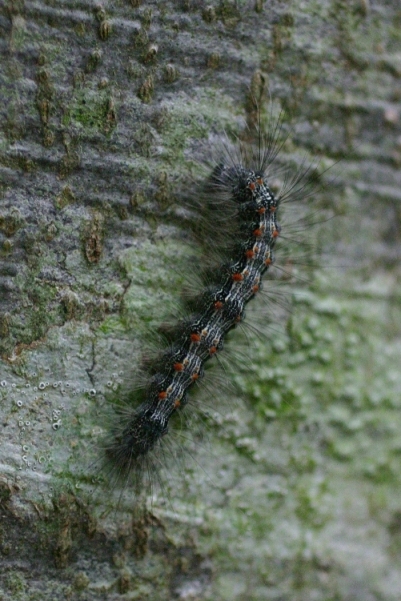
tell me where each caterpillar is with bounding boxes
[98,99,324,497]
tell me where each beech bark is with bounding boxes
[1,1,401,600]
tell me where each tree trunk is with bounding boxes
[1,0,400,599]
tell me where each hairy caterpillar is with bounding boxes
[96,99,328,499]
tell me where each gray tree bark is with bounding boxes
[1,0,401,599]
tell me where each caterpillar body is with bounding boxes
[100,105,322,494]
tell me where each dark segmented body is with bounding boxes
[108,164,280,470]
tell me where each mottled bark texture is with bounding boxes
[1,0,401,600]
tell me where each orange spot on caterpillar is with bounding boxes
[252,284,260,293]
[248,182,256,191]
[257,207,266,214]
[232,273,243,282]
[158,391,167,400]
[174,399,181,408]
[209,346,217,355]
[270,206,276,212]
[265,257,272,265]
[174,362,184,371]
[245,249,255,259]
[256,177,263,185]
[191,372,199,381]
[273,228,279,238]
[253,227,264,237]
[214,300,224,310]
[190,333,201,343]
